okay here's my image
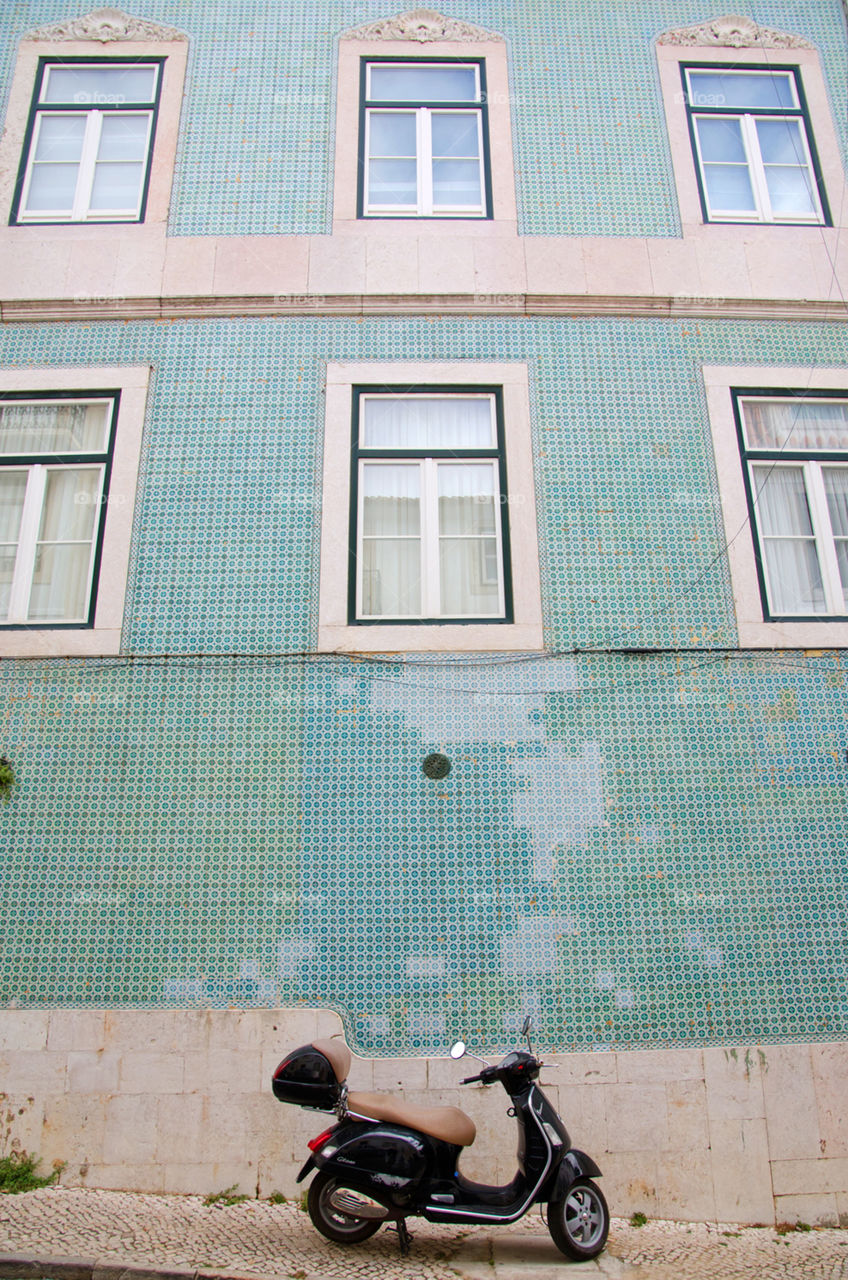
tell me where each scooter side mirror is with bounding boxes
[521,1016,532,1036]
[450,1041,466,1059]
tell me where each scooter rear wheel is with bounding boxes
[547,1178,609,1260]
[307,1171,386,1245]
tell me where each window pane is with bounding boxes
[687,70,796,110]
[32,114,86,162]
[362,464,420,536]
[702,163,756,212]
[362,397,494,448]
[756,118,806,165]
[833,542,848,607]
[27,543,94,620]
[742,400,848,451]
[367,159,417,205]
[823,469,848,538]
[439,538,500,615]
[25,163,79,212]
[753,466,813,536]
[695,116,747,162]
[431,113,479,158]
[764,166,816,216]
[43,65,157,105]
[369,65,478,103]
[39,469,100,543]
[438,464,497,535]
[97,113,150,162]
[368,112,416,157]
[361,540,421,615]
[762,538,825,613]
[0,546,16,618]
[0,471,27,544]
[89,161,144,211]
[432,159,482,207]
[0,402,109,455]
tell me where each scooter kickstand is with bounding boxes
[391,1218,413,1255]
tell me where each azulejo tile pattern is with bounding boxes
[0,1,845,237]
[0,315,847,1054]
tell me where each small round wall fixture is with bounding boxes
[422,752,451,780]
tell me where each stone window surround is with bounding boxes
[0,364,150,658]
[0,24,187,229]
[656,40,847,235]
[704,362,848,649]
[333,33,517,234]
[318,361,542,652]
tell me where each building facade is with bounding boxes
[0,0,847,1224]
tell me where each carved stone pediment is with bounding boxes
[342,8,502,42]
[24,7,187,42]
[658,14,812,48]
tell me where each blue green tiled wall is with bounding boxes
[1,0,845,237]
[0,314,847,1053]
[1,649,846,1053]
[1,314,847,654]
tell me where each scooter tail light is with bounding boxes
[308,1128,334,1153]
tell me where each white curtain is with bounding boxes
[362,396,493,449]
[0,402,103,454]
[824,468,848,606]
[361,464,421,616]
[438,463,500,615]
[753,465,824,613]
[0,472,27,618]
[744,400,848,451]
[28,468,100,621]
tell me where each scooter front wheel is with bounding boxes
[547,1178,609,1260]
[307,1171,387,1245]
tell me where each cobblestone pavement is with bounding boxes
[1,1188,847,1280]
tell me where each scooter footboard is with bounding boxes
[546,1148,603,1201]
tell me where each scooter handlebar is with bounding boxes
[460,1066,497,1085]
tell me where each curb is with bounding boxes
[0,1257,271,1280]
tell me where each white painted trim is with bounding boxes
[0,34,187,226]
[703,363,848,648]
[0,364,151,657]
[318,360,542,652]
[655,42,848,235]
[332,35,517,232]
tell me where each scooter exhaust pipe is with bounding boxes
[329,1187,391,1220]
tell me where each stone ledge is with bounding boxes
[1,294,847,324]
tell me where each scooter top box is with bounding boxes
[272,1038,350,1111]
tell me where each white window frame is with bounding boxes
[0,366,150,658]
[318,362,542,652]
[332,33,517,232]
[685,66,825,224]
[739,399,848,618]
[0,31,187,231]
[1,402,111,623]
[353,392,507,621]
[655,40,846,236]
[362,61,487,217]
[703,364,848,648]
[15,61,160,224]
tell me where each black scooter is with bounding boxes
[271,1019,609,1261]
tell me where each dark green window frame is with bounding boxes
[348,385,514,624]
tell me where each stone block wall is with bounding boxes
[1,1009,845,1226]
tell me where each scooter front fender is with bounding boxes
[549,1148,603,1201]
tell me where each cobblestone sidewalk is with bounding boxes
[1,1188,847,1280]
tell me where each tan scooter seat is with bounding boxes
[347,1091,477,1147]
[311,1038,477,1147]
